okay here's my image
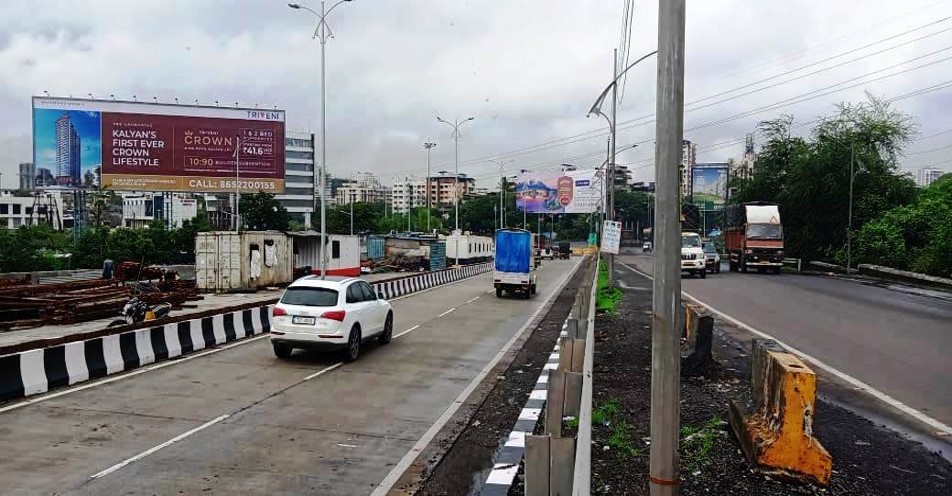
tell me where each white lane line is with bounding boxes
[394,325,421,338]
[303,362,342,381]
[0,334,271,415]
[370,257,583,496]
[90,414,230,479]
[618,261,952,436]
[438,307,457,317]
[466,296,481,304]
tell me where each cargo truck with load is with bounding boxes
[493,228,537,299]
[725,202,784,274]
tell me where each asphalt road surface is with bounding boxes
[0,258,581,495]
[618,252,952,428]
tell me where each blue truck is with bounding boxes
[493,228,537,299]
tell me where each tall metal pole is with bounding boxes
[424,141,436,233]
[608,48,618,286]
[847,142,855,274]
[318,0,328,278]
[650,0,686,494]
[235,136,241,232]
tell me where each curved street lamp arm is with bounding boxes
[587,50,659,117]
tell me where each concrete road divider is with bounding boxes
[729,338,833,485]
[0,305,272,402]
[681,303,714,377]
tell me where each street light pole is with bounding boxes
[436,116,475,234]
[288,0,354,279]
[519,168,529,229]
[424,141,437,233]
[235,135,241,232]
[650,0,686,494]
[490,158,513,230]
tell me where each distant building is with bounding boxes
[0,190,64,230]
[335,173,389,205]
[122,193,198,229]
[680,140,697,199]
[630,181,655,193]
[391,175,477,214]
[731,134,757,183]
[55,113,81,187]
[391,177,427,214]
[19,162,35,191]
[278,131,318,225]
[36,168,55,187]
[918,167,944,188]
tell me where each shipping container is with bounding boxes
[195,231,294,292]
[367,235,386,261]
[429,241,447,271]
[443,232,495,265]
[289,231,361,277]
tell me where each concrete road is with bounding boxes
[618,252,952,427]
[0,258,581,495]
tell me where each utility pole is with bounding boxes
[650,0,686,495]
[424,141,437,233]
[608,48,618,286]
[847,142,855,274]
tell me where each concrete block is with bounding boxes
[681,315,714,377]
[545,370,566,437]
[729,340,832,485]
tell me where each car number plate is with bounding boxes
[292,316,316,325]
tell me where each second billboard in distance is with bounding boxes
[32,97,286,193]
[691,163,729,208]
[515,170,600,214]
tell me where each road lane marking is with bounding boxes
[394,325,421,338]
[438,307,457,317]
[303,362,343,381]
[466,296,481,304]
[90,414,230,479]
[618,261,952,437]
[0,334,271,415]
[370,257,583,496]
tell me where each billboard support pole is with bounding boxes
[650,0,686,494]
[608,48,618,287]
[235,136,240,232]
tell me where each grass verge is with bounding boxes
[596,257,623,313]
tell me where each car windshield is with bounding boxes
[281,287,339,307]
[703,244,717,253]
[747,224,783,239]
[681,235,701,248]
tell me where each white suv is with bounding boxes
[681,232,707,279]
[271,276,393,361]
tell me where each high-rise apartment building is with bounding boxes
[19,162,35,191]
[918,167,944,188]
[55,114,81,187]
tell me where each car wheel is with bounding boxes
[699,269,707,279]
[496,287,503,298]
[345,326,361,362]
[378,312,393,344]
[531,284,537,294]
[273,342,292,359]
[523,290,531,300]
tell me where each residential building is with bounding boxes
[433,174,476,208]
[335,172,389,205]
[19,162,35,191]
[122,193,198,229]
[918,167,944,188]
[391,177,428,214]
[55,113,81,187]
[630,181,656,193]
[279,131,318,225]
[680,140,697,199]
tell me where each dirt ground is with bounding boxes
[590,270,952,495]
[415,259,590,496]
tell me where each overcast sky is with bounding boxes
[1,0,950,190]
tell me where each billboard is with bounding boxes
[691,163,729,208]
[32,97,286,193]
[515,169,601,214]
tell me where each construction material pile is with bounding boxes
[0,279,131,329]
[134,279,200,308]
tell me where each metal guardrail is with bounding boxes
[572,257,598,495]
[782,257,802,271]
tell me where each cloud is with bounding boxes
[0,0,950,190]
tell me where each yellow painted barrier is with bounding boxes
[729,339,832,485]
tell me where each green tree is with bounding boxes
[239,192,290,231]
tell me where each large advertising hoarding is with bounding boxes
[32,97,286,193]
[515,169,600,214]
[691,163,729,209]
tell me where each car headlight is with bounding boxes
[745,249,753,254]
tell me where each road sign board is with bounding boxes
[601,220,621,254]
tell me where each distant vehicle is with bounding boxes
[681,232,707,278]
[643,241,653,253]
[494,228,537,299]
[558,241,571,259]
[702,242,721,274]
[725,202,784,274]
[270,276,393,361]
[107,298,172,327]
[540,247,555,260]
